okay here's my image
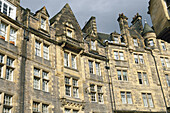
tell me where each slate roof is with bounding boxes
[143,22,154,35]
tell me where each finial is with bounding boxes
[144,19,147,24]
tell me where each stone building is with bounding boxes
[0,0,169,113]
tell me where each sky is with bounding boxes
[20,0,152,34]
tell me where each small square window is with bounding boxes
[67,29,72,38]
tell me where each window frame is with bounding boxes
[120,91,133,104]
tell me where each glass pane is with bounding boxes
[148,94,154,107]
[117,70,122,80]
[121,92,126,104]
[127,92,132,104]
[123,71,127,81]
[142,94,148,107]
[119,52,124,60]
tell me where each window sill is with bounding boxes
[39,28,48,34]
[64,66,79,72]
[114,59,127,62]
[34,88,50,93]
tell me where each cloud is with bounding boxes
[20,0,152,34]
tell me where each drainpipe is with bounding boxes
[150,50,168,113]
[105,42,116,113]
[20,8,30,113]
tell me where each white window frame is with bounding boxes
[9,27,16,45]
[91,40,96,50]
[64,52,69,67]
[71,54,77,69]
[41,17,46,30]
[133,38,138,47]
[0,0,16,20]
[35,40,41,57]
[161,42,166,50]
[43,44,49,60]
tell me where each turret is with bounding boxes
[143,20,157,48]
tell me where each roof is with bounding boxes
[98,32,111,42]
[143,22,154,35]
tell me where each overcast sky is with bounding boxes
[20,0,152,34]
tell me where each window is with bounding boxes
[142,93,154,107]
[65,108,71,113]
[1,93,13,113]
[67,29,72,38]
[161,42,166,50]
[134,54,144,64]
[3,3,7,15]
[73,79,78,98]
[43,44,49,60]
[149,39,154,46]
[73,110,79,113]
[4,94,12,106]
[133,38,138,46]
[89,61,93,74]
[90,84,104,103]
[33,77,40,90]
[0,22,7,39]
[0,55,15,81]
[114,51,119,60]
[35,41,41,57]
[97,86,103,103]
[114,36,119,43]
[121,92,132,104]
[33,68,49,92]
[64,52,77,69]
[95,62,101,76]
[165,74,170,87]
[64,52,69,67]
[42,104,48,113]
[32,101,40,112]
[114,51,124,60]
[9,27,16,45]
[139,55,144,64]
[6,57,14,81]
[160,57,170,68]
[71,54,77,69]
[0,53,4,63]
[117,70,128,81]
[138,72,149,85]
[120,36,125,44]
[35,40,49,59]
[41,17,46,30]
[91,40,96,50]
[65,77,79,98]
[0,0,16,19]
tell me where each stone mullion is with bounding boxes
[6,24,10,42]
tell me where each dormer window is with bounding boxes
[133,38,138,47]
[161,42,166,50]
[114,36,119,44]
[149,39,154,46]
[41,17,46,30]
[0,0,16,20]
[91,40,96,50]
[66,29,72,38]
[120,36,125,45]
